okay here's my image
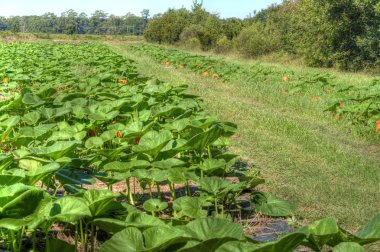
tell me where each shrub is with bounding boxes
[182,37,202,50]
[233,22,281,57]
[144,8,191,44]
[214,36,232,54]
[179,24,203,42]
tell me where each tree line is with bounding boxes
[144,0,380,72]
[0,0,379,71]
[0,9,150,35]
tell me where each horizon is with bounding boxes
[0,0,282,19]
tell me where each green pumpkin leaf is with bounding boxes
[143,199,168,213]
[173,196,209,219]
[332,242,366,252]
[100,227,145,252]
[85,137,104,149]
[49,196,91,223]
[251,192,295,217]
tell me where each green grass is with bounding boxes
[109,42,380,231]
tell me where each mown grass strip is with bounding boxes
[110,42,380,230]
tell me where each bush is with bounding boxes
[182,37,202,50]
[179,24,214,51]
[144,8,191,44]
[233,22,281,57]
[288,0,380,71]
[214,36,232,54]
[179,24,203,41]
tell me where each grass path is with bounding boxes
[109,43,380,230]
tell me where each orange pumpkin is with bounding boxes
[202,71,209,77]
[118,79,128,85]
[212,73,219,79]
[376,120,380,132]
[116,130,123,138]
[135,137,141,145]
[179,64,185,69]
[2,78,8,83]
[163,61,171,66]
[282,75,289,82]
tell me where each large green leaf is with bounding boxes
[152,158,185,169]
[22,111,41,125]
[215,232,306,252]
[0,154,13,172]
[332,242,367,252]
[82,189,125,217]
[103,160,150,172]
[49,196,91,223]
[93,218,132,233]
[357,214,380,243]
[175,125,224,152]
[100,227,145,252]
[173,196,209,219]
[0,175,24,186]
[22,93,45,106]
[18,123,56,138]
[0,185,48,219]
[143,226,190,251]
[29,141,80,159]
[93,212,166,233]
[199,159,226,175]
[23,162,61,185]
[197,177,231,197]
[251,192,295,217]
[167,167,196,184]
[0,115,20,128]
[85,136,104,149]
[132,130,173,157]
[299,217,358,250]
[181,217,245,241]
[177,218,246,251]
[0,190,51,230]
[143,199,168,213]
[88,110,119,121]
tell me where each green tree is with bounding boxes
[144,8,191,43]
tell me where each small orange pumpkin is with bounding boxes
[212,73,219,79]
[135,137,141,145]
[163,61,171,66]
[282,75,289,82]
[2,78,8,83]
[116,130,123,138]
[118,79,128,85]
[201,71,209,77]
[376,120,380,132]
[179,64,185,69]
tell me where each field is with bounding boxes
[0,39,379,252]
[111,43,380,226]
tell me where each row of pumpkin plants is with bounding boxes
[128,44,380,135]
[0,42,379,251]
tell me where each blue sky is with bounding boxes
[0,0,281,19]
